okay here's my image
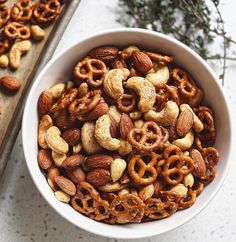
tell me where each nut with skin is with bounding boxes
[108,105,121,124]
[98,182,125,192]
[38,91,53,117]
[62,128,81,146]
[190,149,206,178]
[89,46,119,63]
[61,154,85,169]
[37,149,53,170]
[95,114,120,151]
[48,83,66,99]
[170,184,188,198]
[81,122,103,155]
[82,154,113,171]
[0,76,21,92]
[86,168,111,188]
[45,126,69,154]
[65,167,85,184]
[51,151,66,167]
[119,113,134,140]
[145,65,169,86]
[139,184,154,201]
[144,101,179,126]
[54,190,70,203]
[180,104,203,133]
[118,139,132,156]
[47,167,60,191]
[126,77,156,112]
[38,115,53,149]
[176,108,194,137]
[103,68,130,99]
[31,25,45,41]
[172,130,194,150]
[110,158,127,182]
[131,51,153,74]
[0,55,9,68]
[9,40,32,69]
[54,176,76,196]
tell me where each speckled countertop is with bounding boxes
[1,0,236,241]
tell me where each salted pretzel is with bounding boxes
[0,0,8,3]
[117,93,137,113]
[159,127,169,149]
[0,35,10,55]
[0,4,10,28]
[33,0,61,25]
[128,152,160,185]
[110,194,145,223]
[163,144,182,159]
[69,91,101,117]
[179,189,197,209]
[192,179,204,196]
[90,199,110,221]
[4,22,30,40]
[202,147,219,168]
[11,0,32,22]
[145,198,178,219]
[128,121,162,152]
[71,182,100,215]
[49,88,78,113]
[144,51,174,64]
[74,58,107,88]
[162,155,194,185]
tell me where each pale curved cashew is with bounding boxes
[184,173,194,187]
[73,143,83,154]
[172,130,194,150]
[98,182,125,192]
[48,83,66,99]
[122,45,140,56]
[9,40,32,69]
[38,115,53,149]
[134,120,144,128]
[81,122,103,155]
[108,105,121,124]
[118,138,132,156]
[126,77,156,112]
[129,109,142,120]
[52,151,66,167]
[144,101,179,126]
[66,81,74,89]
[180,104,203,133]
[139,184,154,201]
[95,114,120,151]
[145,65,169,86]
[111,158,127,182]
[103,68,130,99]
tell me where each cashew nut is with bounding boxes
[81,122,103,155]
[54,190,70,203]
[108,105,121,124]
[103,68,130,99]
[73,142,83,154]
[78,82,89,97]
[111,158,127,182]
[95,114,120,151]
[139,184,154,201]
[118,139,132,156]
[126,77,156,112]
[146,65,169,86]
[129,109,142,120]
[45,126,69,154]
[170,184,188,198]
[52,151,66,167]
[184,173,194,187]
[134,120,144,128]
[180,104,203,133]
[9,40,32,69]
[122,45,140,56]
[172,130,194,150]
[118,188,129,195]
[38,115,53,149]
[144,101,179,126]
[48,83,66,99]
[98,182,125,192]
[31,25,45,41]
[0,55,9,68]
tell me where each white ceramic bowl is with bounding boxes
[22,28,232,239]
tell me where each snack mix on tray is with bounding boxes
[37,45,220,224]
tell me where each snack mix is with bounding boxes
[37,45,220,224]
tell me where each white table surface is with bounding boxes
[1,0,236,241]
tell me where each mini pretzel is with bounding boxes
[159,127,169,148]
[117,93,137,113]
[144,51,174,64]
[192,179,204,196]
[4,22,30,40]
[145,198,178,219]
[49,88,78,113]
[33,0,61,25]
[163,144,182,159]
[11,0,32,22]
[74,58,107,88]
[71,181,99,215]
[194,136,203,152]
[128,152,159,185]
[110,194,145,223]
[128,121,162,152]
[69,91,101,117]
[179,189,196,209]
[0,4,10,28]
[202,147,219,168]
[90,199,110,221]
[162,155,194,185]
[0,35,10,55]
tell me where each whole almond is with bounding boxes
[38,91,53,117]
[54,176,76,196]
[89,46,119,63]
[111,59,126,69]
[47,167,60,191]
[37,149,53,170]
[190,149,206,178]
[176,109,194,137]
[62,154,85,169]
[109,115,118,138]
[79,102,109,121]
[86,168,111,187]
[120,113,134,140]
[82,154,113,171]
[0,76,21,92]
[62,128,81,146]
[65,167,85,184]
[55,111,78,131]
[131,51,153,74]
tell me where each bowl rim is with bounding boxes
[22,28,233,239]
